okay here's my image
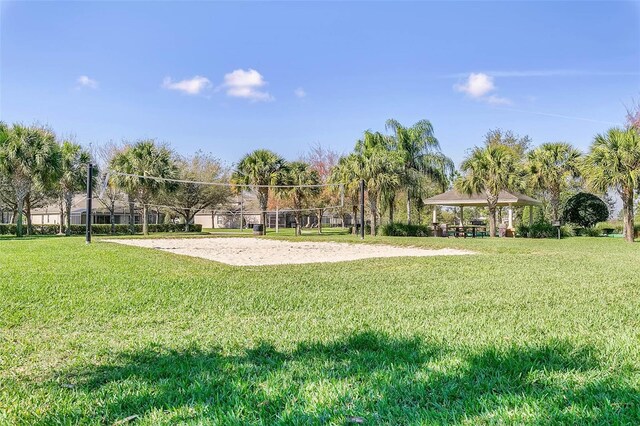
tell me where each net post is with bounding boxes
[85,163,93,244]
[359,179,365,240]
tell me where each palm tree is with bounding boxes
[526,142,581,222]
[582,127,640,243]
[59,141,92,235]
[110,140,177,235]
[385,119,454,224]
[355,131,403,236]
[0,123,61,237]
[456,144,522,237]
[330,154,362,234]
[275,161,320,236]
[232,149,286,235]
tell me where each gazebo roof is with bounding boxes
[423,189,542,207]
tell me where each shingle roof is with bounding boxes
[423,189,542,206]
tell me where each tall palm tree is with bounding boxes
[355,131,403,236]
[275,161,320,236]
[385,119,454,224]
[110,140,177,235]
[232,149,286,235]
[0,123,61,237]
[59,141,92,235]
[330,154,363,234]
[456,144,522,237]
[526,142,581,222]
[582,127,640,243]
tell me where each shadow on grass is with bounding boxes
[45,332,639,424]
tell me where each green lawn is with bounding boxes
[1,234,639,424]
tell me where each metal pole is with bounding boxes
[85,163,93,244]
[359,179,365,239]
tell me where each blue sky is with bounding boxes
[1,1,639,167]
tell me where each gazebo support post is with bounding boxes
[508,204,513,230]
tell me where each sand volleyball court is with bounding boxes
[104,237,474,266]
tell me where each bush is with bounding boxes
[528,221,556,238]
[515,224,529,237]
[562,192,609,228]
[379,223,432,237]
[596,222,623,234]
[583,227,602,237]
[0,223,202,236]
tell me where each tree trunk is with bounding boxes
[65,192,73,236]
[128,197,136,234]
[488,206,497,238]
[295,212,302,236]
[110,200,115,234]
[406,192,412,225]
[142,204,149,235]
[184,209,191,232]
[370,194,377,236]
[25,197,33,236]
[388,194,395,224]
[317,208,323,234]
[16,198,24,237]
[550,191,560,223]
[622,188,635,243]
[59,197,64,234]
[351,205,358,235]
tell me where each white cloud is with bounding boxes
[77,75,98,89]
[162,75,211,95]
[454,72,511,105]
[221,69,273,102]
[294,87,306,98]
[454,73,495,98]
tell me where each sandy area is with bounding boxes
[103,237,474,266]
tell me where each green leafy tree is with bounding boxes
[275,161,320,236]
[110,140,177,235]
[231,149,286,235]
[168,151,231,231]
[59,141,92,235]
[562,192,609,228]
[582,127,640,242]
[484,128,532,159]
[456,144,523,237]
[385,119,454,224]
[0,123,61,237]
[527,142,582,222]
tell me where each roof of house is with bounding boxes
[422,189,542,207]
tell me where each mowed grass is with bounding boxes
[1,234,639,425]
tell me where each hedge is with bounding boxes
[379,223,432,237]
[0,223,202,236]
[516,221,573,238]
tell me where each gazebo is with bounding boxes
[423,189,542,230]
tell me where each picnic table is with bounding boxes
[445,225,488,238]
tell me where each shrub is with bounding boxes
[515,224,529,237]
[562,192,609,228]
[596,222,623,234]
[379,223,432,237]
[0,223,202,236]
[528,220,556,238]
[583,227,602,237]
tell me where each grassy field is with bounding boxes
[1,233,639,424]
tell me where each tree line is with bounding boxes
[1,110,639,241]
